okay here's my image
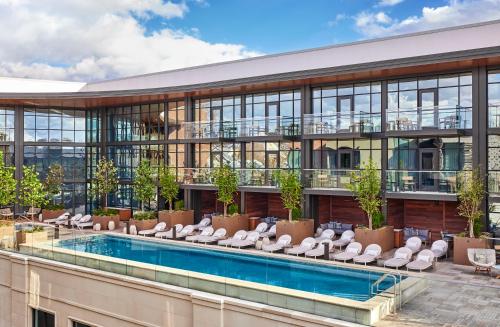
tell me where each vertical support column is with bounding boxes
[473,67,489,229]
[301,85,313,220]
[240,94,247,214]
[184,96,194,211]
[380,80,389,222]
[14,105,24,214]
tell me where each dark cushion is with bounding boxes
[342,223,353,231]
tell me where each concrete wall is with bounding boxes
[0,251,350,327]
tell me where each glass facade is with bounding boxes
[312,138,381,169]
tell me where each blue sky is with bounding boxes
[1,0,500,81]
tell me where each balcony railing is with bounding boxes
[303,169,360,189]
[386,170,458,193]
[303,112,381,135]
[488,171,500,194]
[181,168,299,187]
[489,104,500,128]
[182,116,300,140]
[386,106,471,132]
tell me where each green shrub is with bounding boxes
[372,211,384,229]
[133,211,157,221]
[44,203,65,211]
[93,208,119,216]
[24,226,44,233]
[291,207,301,221]
[228,203,239,215]
[174,200,185,211]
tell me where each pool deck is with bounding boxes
[37,226,500,326]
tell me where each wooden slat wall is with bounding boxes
[200,190,240,215]
[267,193,288,219]
[244,192,268,218]
[444,201,467,234]
[316,196,368,226]
[387,199,405,229]
[318,195,331,224]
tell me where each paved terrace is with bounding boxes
[34,224,500,327]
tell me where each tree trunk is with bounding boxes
[288,209,292,222]
[368,213,373,230]
[169,200,173,212]
[469,219,475,238]
[224,204,227,218]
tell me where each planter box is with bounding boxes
[355,226,395,253]
[17,231,49,244]
[93,215,121,231]
[41,209,66,221]
[105,207,132,221]
[453,236,492,266]
[130,219,157,231]
[0,223,15,248]
[276,219,314,245]
[158,210,194,229]
[212,214,249,236]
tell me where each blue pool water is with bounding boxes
[57,235,396,301]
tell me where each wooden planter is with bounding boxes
[0,223,15,248]
[17,231,49,244]
[93,215,121,231]
[276,219,314,245]
[41,209,66,221]
[453,236,492,266]
[158,210,194,229]
[212,214,249,237]
[355,226,395,253]
[130,219,157,231]
[105,207,132,221]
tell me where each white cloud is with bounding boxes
[378,0,404,7]
[0,0,261,82]
[327,13,347,27]
[355,0,500,38]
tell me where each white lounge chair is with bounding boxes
[353,244,382,265]
[56,213,81,226]
[384,247,413,270]
[197,228,227,244]
[331,230,355,249]
[168,225,194,239]
[44,212,70,224]
[468,248,496,275]
[332,242,362,262]
[194,218,211,231]
[287,237,316,256]
[407,249,435,272]
[305,239,333,258]
[186,226,214,242]
[260,224,276,238]
[76,215,93,230]
[262,234,292,253]
[315,229,335,243]
[154,223,181,238]
[405,236,422,254]
[231,231,260,248]
[218,230,247,247]
[137,222,167,237]
[430,240,448,260]
[68,214,87,227]
[253,222,268,234]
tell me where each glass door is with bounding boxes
[266,102,279,135]
[266,151,279,186]
[418,89,437,129]
[419,148,438,191]
[337,96,353,131]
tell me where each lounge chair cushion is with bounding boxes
[419,255,431,263]
[366,249,378,256]
[346,247,358,254]
[395,252,408,259]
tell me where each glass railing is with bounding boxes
[489,104,500,128]
[181,168,298,187]
[302,169,360,189]
[386,170,459,193]
[488,171,500,194]
[182,116,300,139]
[386,106,471,131]
[181,168,214,185]
[303,112,381,135]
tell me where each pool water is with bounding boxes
[57,235,396,301]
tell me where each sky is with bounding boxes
[1,0,500,82]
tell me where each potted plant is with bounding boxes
[41,164,66,221]
[275,170,314,245]
[19,165,48,221]
[130,160,158,231]
[0,150,16,218]
[17,225,49,245]
[453,168,491,265]
[348,159,394,252]
[158,166,194,228]
[210,165,247,236]
[89,158,120,230]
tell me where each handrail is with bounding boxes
[370,273,401,313]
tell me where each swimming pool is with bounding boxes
[56,234,395,301]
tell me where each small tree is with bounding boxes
[89,158,118,209]
[133,160,156,212]
[277,170,302,222]
[457,168,485,238]
[19,166,48,220]
[211,165,238,217]
[347,159,382,230]
[159,166,179,212]
[44,164,64,206]
[0,151,16,209]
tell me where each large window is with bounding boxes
[107,103,165,142]
[488,70,500,128]
[0,106,15,142]
[312,82,381,115]
[24,108,86,143]
[488,135,500,195]
[194,142,241,168]
[32,308,54,327]
[312,138,381,170]
[86,109,101,144]
[194,96,241,122]
[166,100,185,140]
[245,141,301,170]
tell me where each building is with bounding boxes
[2,20,500,238]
